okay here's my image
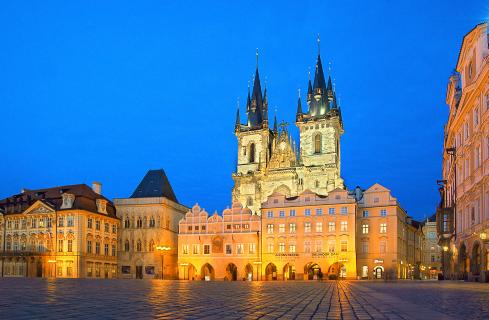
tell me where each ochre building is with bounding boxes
[438,22,489,282]
[0,183,119,278]
[115,169,187,279]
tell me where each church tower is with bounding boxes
[232,52,274,214]
[295,37,344,193]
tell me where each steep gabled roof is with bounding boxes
[130,169,178,203]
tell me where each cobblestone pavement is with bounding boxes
[0,279,486,319]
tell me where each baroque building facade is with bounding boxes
[437,22,489,282]
[115,169,187,279]
[232,48,344,215]
[0,183,119,278]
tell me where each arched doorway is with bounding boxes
[225,263,238,281]
[283,263,295,280]
[265,263,277,280]
[182,263,197,280]
[472,242,481,276]
[201,263,215,281]
[459,243,467,279]
[328,262,345,280]
[373,266,384,279]
[36,260,43,277]
[245,264,253,281]
[304,263,322,280]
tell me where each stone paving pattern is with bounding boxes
[0,279,486,319]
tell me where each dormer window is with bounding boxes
[61,193,75,209]
[96,199,107,214]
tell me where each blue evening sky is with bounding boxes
[0,1,486,219]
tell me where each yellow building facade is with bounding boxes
[438,22,489,282]
[115,170,187,279]
[0,183,119,278]
[177,203,261,280]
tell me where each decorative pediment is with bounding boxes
[96,199,107,214]
[60,193,75,209]
[23,200,55,215]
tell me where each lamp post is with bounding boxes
[156,245,171,280]
[253,261,262,281]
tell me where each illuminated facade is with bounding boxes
[261,189,357,280]
[438,22,489,282]
[0,183,119,278]
[115,170,187,279]
[177,203,261,280]
[421,215,442,279]
[232,44,344,215]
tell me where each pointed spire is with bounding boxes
[317,34,321,55]
[273,114,278,133]
[296,88,303,122]
[313,54,327,96]
[235,99,241,131]
[246,81,251,112]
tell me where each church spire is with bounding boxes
[296,88,303,122]
[235,99,241,132]
[247,49,264,128]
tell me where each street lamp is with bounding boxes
[253,261,262,281]
[156,245,171,280]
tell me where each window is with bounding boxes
[225,244,232,254]
[361,242,369,254]
[149,216,155,227]
[95,242,100,255]
[226,224,231,230]
[182,244,189,254]
[237,243,244,254]
[112,224,116,233]
[267,211,273,218]
[246,197,253,207]
[474,107,480,126]
[104,244,109,256]
[67,216,74,227]
[14,220,19,229]
[464,122,469,140]
[380,223,387,233]
[148,240,155,252]
[486,94,489,110]
[137,217,142,228]
[46,217,52,228]
[39,219,45,228]
[314,134,321,154]
[362,224,369,234]
[67,240,73,252]
[267,243,274,253]
[475,146,481,168]
[316,208,323,216]
[204,244,210,255]
[340,221,347,232]
[278,242,285,253]
[340,207,348,215]
[249,243,256,254]
[379,241,386,254]
[104,223,109,233]
[188,225,192,231]
[267,224,274,234]
[249,143,255,163]
[87,241,92,253]
[304,222,311,233]
[328,221,335,232]
[328,240,335,253]
[96,220,100,230]
[340,240,347,252]
[193,244,199,254]
[316,222,323,232]
[289,209,296,217]
[58,240,64,252]
[380,209,387,217]
[279,210,285,217]
[123,218,129,228]
[289,223,297,233]
[305,209,311,216]
[279,224,285,233]
[328,208,335,215]
[289,244,296,253]
[315,240,322,253]
[112,245,116,256]
[362,210,369,218]
[31,218,37,229]
[136,240,142,252]
[58,216,64,227]
[304,241,311,253]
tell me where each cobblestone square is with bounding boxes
[0,279,487,319]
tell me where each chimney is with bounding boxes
[92,182,102,195]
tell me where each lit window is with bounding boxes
[340,240,347,252]
[249,243,256,254]
[305,222,311,233]
[380,223,387,234]
[193,244,199,254]
[362,224,369,234]
[68,240,73,253]
[289,223,297,233]
[328,240,335,253]
[315,240,322,253]
[304,241,311,253]
[340,221,347,232]
[267,224,274,234]
[237,244,244,254]
[58,217,64,227]
[289,244,296,253]
[278,243,285,253]
[279,224,285,233]
[328,221,335,232]
[267,243,274,253]
[67,216,74,227]
[58,240,63,252]
[182,245,189,254]
[316,222,323,232]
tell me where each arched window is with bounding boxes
[124,217,130,228]
[136,240,142,252]
[247,197,253,207]
[143,216,147,228]
[149,216,155,228]
[149,240,155,252]
[124,240,130,252]
[137,217,142,228]
[249,143,255,163]
[314,134,321,154]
